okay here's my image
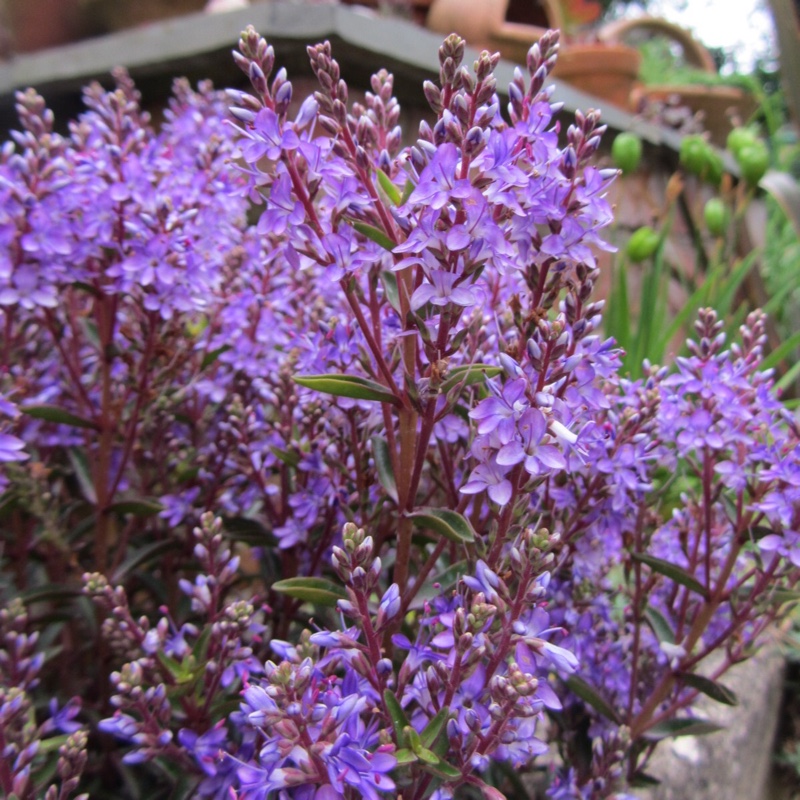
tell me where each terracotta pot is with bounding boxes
[426,0,563,58]
[6,0,82,52]
[78,0,207,36]
[599,16,757,145]
[552,43,642,109]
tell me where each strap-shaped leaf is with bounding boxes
[22,404,98,430]
[108,498,164,517]
[380,270,401,313]
[294,373,400,406]
[644,605,675,645]
[201,344,232,370]
[384,689,411,747]
[421,706,450,749]
[677,672,738,706]
[393,748,417,766]
[565,675,620,723]
[113,539,180,582]
[407,508,476,544]
[376,169,403,206]
[271,577,347,607]
[632,553,708,598]
[642,718,723,741]
[439,364,502,395]
[351,221,396,251]
[371,435,398,503]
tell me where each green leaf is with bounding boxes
[68,448,97,505]
[407,508,476,544]
[108,497,164,517]
[770,588,800,606]
[384,690,411,748]
[271,577,347,607]
[376,169,403,206]
[760,329,800,372]
[632,553,708,598]
[22,404,98,430]
[644,605,675,644]
[201,344,232,370]
[677,672,738,706]
[400,178,415,205]
[270,446,300,468]
[642,718,724,741]
[421,706,450,749]
[37,734,70,755]
[439,364,503,395]
[371,435,398,503]
[223,516,273,544]
[423,759,462,780]
[19,584,82,605]
[380,270,401,313]
[112,539,181,582]
[351,221,396,251]
[294,373,400,406]
[565,675,620,723]
[393,748,417,766]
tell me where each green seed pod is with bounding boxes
[703,198,728,237]
[627,226,660,263]
[612,132,643,175]
[736,141,769,186]
[726,126,757,159]
[679,135,711,176]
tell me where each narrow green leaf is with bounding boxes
[393,748,417,766]
[642,718,724,741]
[112,539,181,582]
[201,344,232,370]
[223,516,273,544]
[351,221,396,251]
[271,577,347,607]
[760,329,800,372]
[19,584,82,605]
[380,270,401,313]
[421,707,450,749]
[22,404,98,431]
[68,448,97,505]
[439,364,503,395]
[423,759,462,779]
[108,498,164,517]
[407,508,476,544]
[371,435,398,503]
[384,690,411,748]
[776,358,800,392]
[270,446,300,468]
[376,169,403,206]
[677,672,738,706]
[565,675,620,723]
[400,178,415,205]
[294,373,400,406]
[644,605,675,645]
[37,734,70,755]
[632,553,708,598]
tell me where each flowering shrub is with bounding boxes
[0,24,798,800]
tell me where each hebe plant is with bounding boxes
[0,23,798,800]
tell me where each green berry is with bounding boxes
[736,141,769,186]
[679,135,711,176]
[703,198,728,237]
[627,226,660,263]
[612,133,643,175]
[726,127,757,159]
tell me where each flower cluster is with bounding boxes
[0,21,797,800]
